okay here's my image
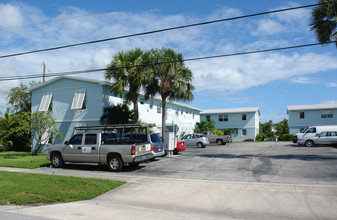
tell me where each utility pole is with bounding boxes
[43,62,46,82]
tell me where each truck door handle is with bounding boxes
[92,147,96,150]
[78,147,81,150]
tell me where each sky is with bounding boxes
[0,0,337,123]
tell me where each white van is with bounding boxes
[293,125,337,143]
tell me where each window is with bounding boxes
[242,129,247,136]
[206,115,210,121]
[69,134,83,145]
[85,134,97,145]
[101,133,118,144]
[38,93,52,112]
[150,101,153,109]
[157,106,161,114]
[242,114,246,121]
[299,112,305,119]
[307,127,316,133]
[140,98,144,104]
[321,111,333,118]
[71,90,86,110]
[219,114,228,122]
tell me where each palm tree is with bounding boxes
[310,0,337,47]
[145,48,195,138]
[105,48,150,125]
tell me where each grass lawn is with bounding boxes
[0,151,50,168]
[0,171,126,205]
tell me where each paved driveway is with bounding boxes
[2,142,337,219]
[61,141,337,185]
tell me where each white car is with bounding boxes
[298,131,337,147]
[180,134,209,148]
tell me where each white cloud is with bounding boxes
[322,100,337,104]
[291,77,315,84]
[0,3,23,28]
[325,82,337,88]
[251,19,287,36]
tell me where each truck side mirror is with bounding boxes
[64,141,69,145]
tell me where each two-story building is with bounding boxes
[287,104,337,134]
[200,108,260,141]
[29,76,201,151]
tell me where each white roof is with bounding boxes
[287,104,337,113]
[201,107,260,115]
[29,76,201,111]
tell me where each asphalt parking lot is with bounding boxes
[60,141,337,185]
[2,142,337,220]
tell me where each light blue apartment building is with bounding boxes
[287,104,337,134]
[29,76,201,152]
[200,108,260,141]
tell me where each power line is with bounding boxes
[1,1,335,59]
[1,40,335,82]
[1,0,169,30]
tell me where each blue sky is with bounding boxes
[0,0,337,123]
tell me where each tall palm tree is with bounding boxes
[310,0,337,47]
[105,48,149,125]
[145,48,195,138]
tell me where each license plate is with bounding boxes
[146,144,151,151]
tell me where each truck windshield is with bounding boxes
[301,127,309,133]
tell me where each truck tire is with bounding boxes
[108,155,123,172]
[51,152,63,168]
[305,140,314,148]
[216,139,223,145]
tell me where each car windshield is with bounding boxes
[150,134,161,143]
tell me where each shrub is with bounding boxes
[278,134,293,141]
[256,134,265,141]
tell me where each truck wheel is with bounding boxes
[51,152,63,168]
[197,142,203,148]
[108,155,123,172]
[305,140,314,148]
[216,139,223,145]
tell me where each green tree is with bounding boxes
[100,103,134,125]
[259,120,274,140]
[105,48,150,125]
[0,112,31,151]
[31,111,61,155]
[194,120,216,133]
[7,81,40,114]
[274,119,289,135]
[310,0,337,47]
[145,48,194,137]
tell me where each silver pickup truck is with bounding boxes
[47,124,154,172]
[202,131,232,145]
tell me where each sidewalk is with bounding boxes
[1,167,337,219]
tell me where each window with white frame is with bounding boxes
[71,90,86,110]
[299,112,304,119]
[38,93,53,112]
[321,111,333,118]
[242,114,246,121]
[206,115,210,121]
[219,114,228,122]
[242,129,247,136]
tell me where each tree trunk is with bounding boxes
[161,95,167,142]
[131,92,139,132]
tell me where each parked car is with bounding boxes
[298,131,337,147]
[180,134,209,148]
[122,133,165,158]
[174,140,186,154]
